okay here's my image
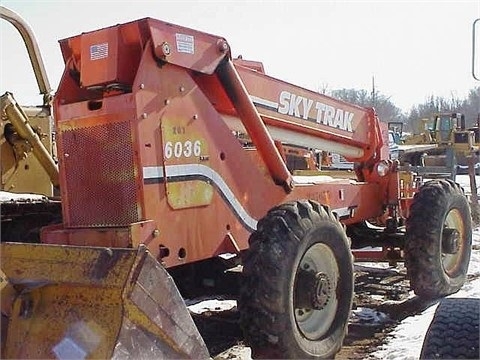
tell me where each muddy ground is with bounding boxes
[188,263,478,360]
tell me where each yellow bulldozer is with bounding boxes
[397,113,480,177]
[0,8,62,245]
[401,117,434,145]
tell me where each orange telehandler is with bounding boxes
[1,9,473,359]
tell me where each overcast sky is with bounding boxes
[1,0,479,112]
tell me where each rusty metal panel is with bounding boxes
[78,23,143,88]
[80,27,119,87]
[112,317,187,359]
[60,120,139,227]
[1,243,135,359]
[116,253,209,359]
[147,18,228,75]
[160,111,213,210]
[1,243,135,287]
[1,243,209,359]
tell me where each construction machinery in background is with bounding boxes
[394,112,480,178]
[395,113,479,221]
[399,118,434,145]
[0,7,473,359]
[0,7,62,244]
[0,6,58,195]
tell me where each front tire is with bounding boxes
[405,179,472,298]
[239,200,353,359]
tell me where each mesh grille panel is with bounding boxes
[61,121,139,227]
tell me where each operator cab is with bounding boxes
[433,113,465,144]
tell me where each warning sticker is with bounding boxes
[90,43,109,61]
[175,33,194,54]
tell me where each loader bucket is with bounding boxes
[0,242,209,359]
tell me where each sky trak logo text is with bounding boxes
[278,91,354,132]
[251,91,355,133]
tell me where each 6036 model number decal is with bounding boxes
[164,140,202,159]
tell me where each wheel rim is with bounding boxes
[442,208,465,275]
[293,243,339,340]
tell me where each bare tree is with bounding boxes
[328,88,405,124]
[407,87,480,129]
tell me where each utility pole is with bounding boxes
[371,75,376,108]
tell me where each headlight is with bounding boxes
[376,161,390,177]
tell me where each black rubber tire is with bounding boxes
[405,179,472,298]
[238,200,354,359]
[420,298,480,359]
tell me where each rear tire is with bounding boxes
[239,200,353,359]
[405,179,472,298]
[420,298,480,359]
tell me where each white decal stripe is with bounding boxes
[143,166,163,180]
[143,166,354,228]
[143,165,258,231]
[250,95,279,110]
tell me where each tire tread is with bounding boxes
[405,179,472,298]
[420,298,480,359]
[239,200,353,359]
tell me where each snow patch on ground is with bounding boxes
[0,191,47,202]
[187,299,237,315]
[370,304,438,360]
[351,307,391,325]
[371,222,480,360]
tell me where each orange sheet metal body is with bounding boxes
[41,17,398,269]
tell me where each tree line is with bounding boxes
[325,86,480,133]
